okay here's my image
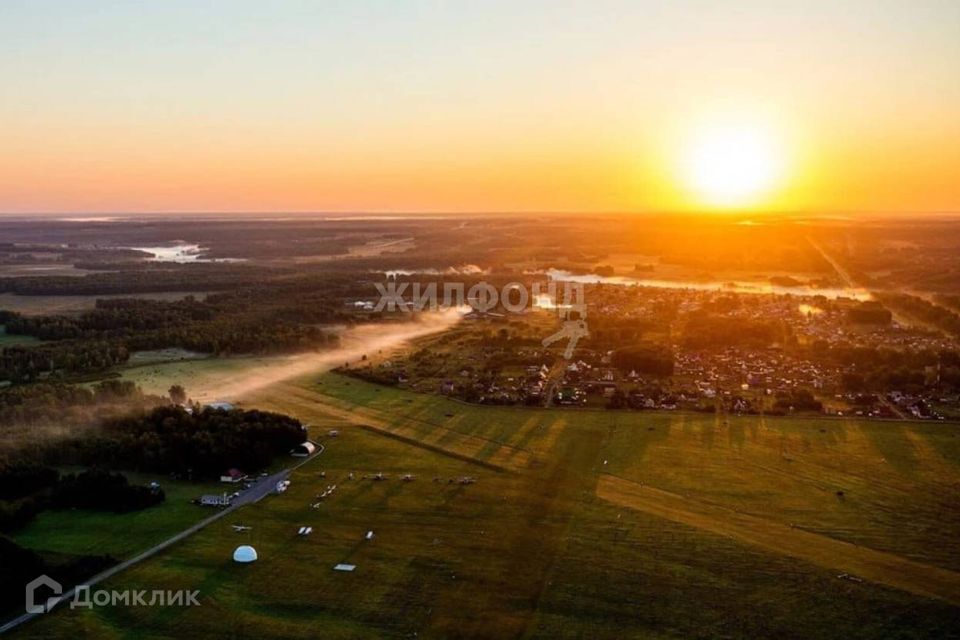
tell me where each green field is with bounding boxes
[14,373,960,639]
[11,474,225,560]
[0,325,41,347]
[114,355,289,401]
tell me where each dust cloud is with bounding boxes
[186,309,461,403]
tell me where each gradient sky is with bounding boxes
[1,0,958,214]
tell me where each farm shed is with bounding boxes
[290,441,316,457]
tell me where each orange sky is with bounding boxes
[1,2,958,214]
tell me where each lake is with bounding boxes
[544,269,872,301]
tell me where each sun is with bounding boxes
[683,123,783,208]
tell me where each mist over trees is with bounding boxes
[0,380,158,426]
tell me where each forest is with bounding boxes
[0,283,360,382]
[51,406,306,479]
[0,380,159,428]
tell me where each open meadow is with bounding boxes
[16,373,960,639]
[10,474,226,560]
[0,326,40,348]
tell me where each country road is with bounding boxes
[0,445,323,636]
[542,359,568,408]
[806,236,859,290]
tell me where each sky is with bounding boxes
[1,0,958,215]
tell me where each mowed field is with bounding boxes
[16,373,960,639]
[11,474,226,560]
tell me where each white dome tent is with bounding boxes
[233,545,258,563]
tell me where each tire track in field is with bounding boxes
[596,474,960,606]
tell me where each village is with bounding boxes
[344,283,960,421]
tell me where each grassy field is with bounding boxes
[14,373,960,639]
[0,325,41,347]
[114,355,288,400]
[11,474,225,560]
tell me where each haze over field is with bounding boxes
[123,310,463,402]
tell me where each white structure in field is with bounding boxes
[200,493,231,507]
[290,441,316,457]
[233,545,258,563]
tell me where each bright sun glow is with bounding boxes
[684,123,783,208]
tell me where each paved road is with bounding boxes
[0,445,323,636]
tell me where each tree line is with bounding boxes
[0,465,164,533]
[1,293,348,382]
[0,380,159,429]
[0,535,115,616]
[49,406,306,479]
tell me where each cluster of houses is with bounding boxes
[343,283,960,418]
[675,347,839,398]
[887,391,938,419]
[430,354,554,405]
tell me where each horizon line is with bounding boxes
[2,209,959,219]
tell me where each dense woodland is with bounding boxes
[0,341,130,385]
[0,265,276,295]
[0,466,165,534]
[50,469,165,513]
[0,282,361,382]
[877,293,960,338]
[0,400,306,535]
[4,298,338,357]
[612,343,676,376]
[682,314,789,349]
[51,406,306,479]
[0,380,160,427]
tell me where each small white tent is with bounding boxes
[233,545,258,563]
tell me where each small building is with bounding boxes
[220,468,247,484]
[333,563,356,572]
[206,401,235,411]
[200,493,231,507]
[290,441,316,457]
